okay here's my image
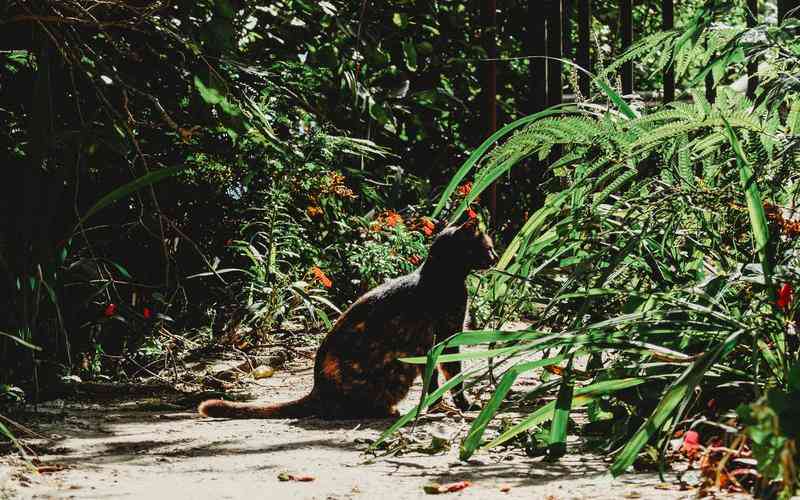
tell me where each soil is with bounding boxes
[0,345,741,500]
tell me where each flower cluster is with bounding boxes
[322,171,356,200]
[456,182,473,198]
[310,266,333,288]
[421,218,435,236]
[764,202,800,238]
[371,210,404,232]
[456,182,480,220]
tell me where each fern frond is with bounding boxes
[600,30,680,78]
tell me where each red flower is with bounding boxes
[467,208,478,219]
[311,266,333,288]
[142,307,152,319]
[104,303,117,317]
[456,182,472,198]
[408,255,422,266]
[421,218,435,237]
[681,430,701,458]
[777,283,793,311]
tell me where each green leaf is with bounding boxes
[392,12,408,28]
[485,378,646,450]
[106,260,132,280]
[431,105,575,218]
[194,76,240,116]
[459,355,568,460]
[609,329,744,476]
[548,360,574,458]
[0,331,42,351]
[402,39,418,71]
[0,420,24,455]
[78,166,185,225]
[399,343,531,364]
[722,118,773,299]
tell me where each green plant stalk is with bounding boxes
[484,378,646,450]
[459,354,570,460]
[609,329,744,476]
[548,356,574,459]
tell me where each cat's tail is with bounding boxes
[198,393,316,419]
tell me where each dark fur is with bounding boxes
[198,218,498,419]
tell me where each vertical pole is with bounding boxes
[662,0,675,103]
[562,0,573,61]
[577,0,591,98]
[530,0,548,113]
[747,0,758,99]
[527,0,549,211]
[620,0,633,95]
[547,0,563,107]
[481,0,498,219]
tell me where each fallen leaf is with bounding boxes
[423,481,471,494]
[278,472,314,482]
[443,481,470,492]
[36,465,68,474]
[681,430,701,458]
[499,483,512,492]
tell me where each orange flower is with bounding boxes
[306,206,323,218]
[311,266,333,288]
[384,211,403,227]
[456,182,472,197]
[408,255,422,266]
[421,218,435,236]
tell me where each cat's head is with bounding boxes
[427,217,498,272]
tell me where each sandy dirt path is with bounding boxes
[0,352,730,499]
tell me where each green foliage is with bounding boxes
[738,364,800,498]
[345,219,429,291]
[378,2,800,492]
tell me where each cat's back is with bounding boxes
[339,270,423,325]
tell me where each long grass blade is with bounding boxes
[485,378,646,450]
[78,166,185,225]
[609,329,744,476]
[432,106,575,218]
[459,355,569,460]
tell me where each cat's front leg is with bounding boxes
[436,307,475,411]
[438,345,470,410]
